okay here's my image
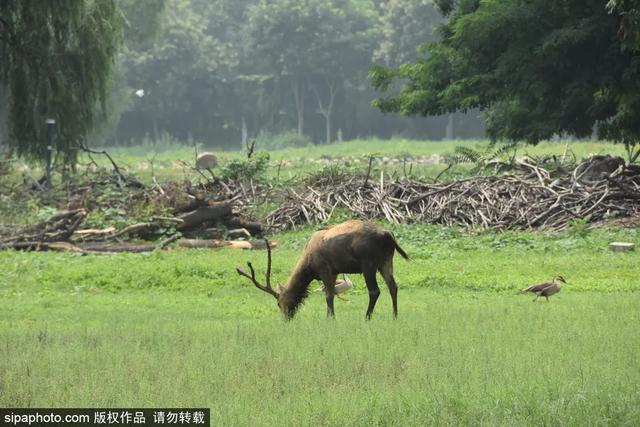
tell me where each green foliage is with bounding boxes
[0,0,124,165]
[566,218,591,239]
[372,0,640,161]
[220,151,270,181]
[118,0,167,50]
[607,0,640,51]
[254,130,312,151]
[443,141,519,174]
[373,0,443,67]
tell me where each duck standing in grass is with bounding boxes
[522,275,567,302]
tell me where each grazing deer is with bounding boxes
[237,220,409,320]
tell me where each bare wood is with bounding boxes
[227,228,251,239]
[224,217,263,235]
[609,242,635,252]
[0,241,85,252]
[178,239,277,250]
[174,197,208,214]
[105,222,152,240]
[74,227,117,236]
[176,202,233,230]
[78,143,145,189]
[150,216,185,224]
[76,242,156,253]
[155,234,180,250]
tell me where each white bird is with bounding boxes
[316,274,353,301]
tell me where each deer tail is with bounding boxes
[392,235,409,261]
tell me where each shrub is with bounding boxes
[221,151,270,181]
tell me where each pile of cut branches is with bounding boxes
[266,157,640,231]
[0,169,269,253]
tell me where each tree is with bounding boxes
[0,0,123,165]
[246,0,374,143]
[119,0,247,146]
[371,0,640,161]
[607,0,640,50]
[373,0,442,67]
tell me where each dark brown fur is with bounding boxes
[276,220,408,319]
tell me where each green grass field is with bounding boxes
[1,224,639,425]
[75,137,627,183]
[2,139,639,425]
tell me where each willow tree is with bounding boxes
[0,0,123,166]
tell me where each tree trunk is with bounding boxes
[241,115,248,148]
[446,114,454,140]
[293,78,305,135]
[176,202,232,230]
[313,79,336,144]
[151,114,159,144]
[325,113,331,145]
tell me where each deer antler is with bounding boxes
[236,239,279,298]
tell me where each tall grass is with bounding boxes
[1,289,639,425]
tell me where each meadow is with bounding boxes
[1,138,639,425]
[95,137,628,183]
[1,224,639,425]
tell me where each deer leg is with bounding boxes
[379,260,398,319]
[363,269,380,320]
[320,273,337,318]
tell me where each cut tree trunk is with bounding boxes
[225,216,263,235]
[181,227,223,240]
[177,239,277,250]
[177,202,232,230]
[174,198,209,214]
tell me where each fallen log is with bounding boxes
[105,222,154,240]
[177,202,232,230]
[74,227,117,236]
[227,228,251,239]
[181,227,223,239]
[76,242,156,253]
[0,241,86,252]
[174,197,208,214]
[224,216,263,235]
[177,239,277,250]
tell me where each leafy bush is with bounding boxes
[255,130,312,150]
[221,151,270,181]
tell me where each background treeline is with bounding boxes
[102,0,484,148]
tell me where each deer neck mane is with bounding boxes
[279,260,314,316]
